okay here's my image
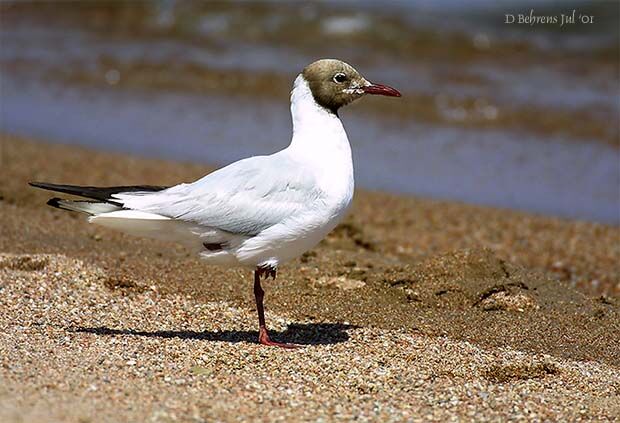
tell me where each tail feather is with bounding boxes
[30,182,204,249]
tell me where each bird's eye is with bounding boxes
[333,73,347,83]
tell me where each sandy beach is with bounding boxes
[1,134,619,421]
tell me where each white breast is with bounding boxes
[234,75,355,268]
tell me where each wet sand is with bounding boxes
[1,134,619,421]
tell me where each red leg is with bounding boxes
[254,269,301,349]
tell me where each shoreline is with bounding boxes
[4,129,616,225]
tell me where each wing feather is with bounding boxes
[113,154,322,236]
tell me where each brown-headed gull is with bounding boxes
[30,59,401,348]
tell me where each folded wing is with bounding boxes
[113,154,323,237]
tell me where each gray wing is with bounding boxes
[114,154,322,236]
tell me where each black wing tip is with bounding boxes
[29,181,48,189]
[46,197,62,208]
[28,182,169,203]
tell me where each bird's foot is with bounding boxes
[258,327,301,349]
[256,265,277,280]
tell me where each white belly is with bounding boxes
[233,191,353,269]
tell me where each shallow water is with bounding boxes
[1,1,618,223]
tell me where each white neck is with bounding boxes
[284,75,354,202]
[287,75,351,158]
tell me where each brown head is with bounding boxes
[301,59,401,114]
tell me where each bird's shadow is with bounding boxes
[72,322,359,346]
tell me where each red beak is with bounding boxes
[362,83,401,97]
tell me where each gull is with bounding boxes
[30,59,401,348]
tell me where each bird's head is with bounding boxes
[301,59,401,114]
